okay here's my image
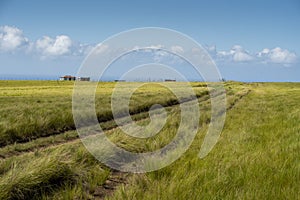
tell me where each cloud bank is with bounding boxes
[0,25,92,59]
[0,25,298,65]
[206,44,297,65]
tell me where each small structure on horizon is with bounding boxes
[164,79,176,82]
[78,77,90,81]
[59,75,76,81]
[114,80,126,82]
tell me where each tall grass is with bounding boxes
[1,81,277,200]
[109,82,300,199]
[0,81,211,146]
[0,142,110,199]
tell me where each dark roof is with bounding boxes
[60,75,76,78]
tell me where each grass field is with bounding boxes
[0,81,210,146]
[0,81,299,199]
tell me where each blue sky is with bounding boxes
[0,0,299,81]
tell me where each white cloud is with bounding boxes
[207,45,298,65]
[148,44,163,49]
[0,25,93,59]
[0,25,29,52]
[34,35,94,59]
[233,51,253,62]
[231,45,243,52]
[212,45,254,62]
[217,50,230,56]
[229,45,254,62]
[153,50,169,63]
[89,44,112,57]
[204,45,216,54]
[257,48,270,57]
[129,45,184,65]
[36,35,73,57]
[77,43,94,56]
[131,45,164,53]
[170,45,184,54]
[258,47,297,64]
[126,45,184,64]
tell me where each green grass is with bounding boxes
[109,82,300,200]
[0,142,110,200]
[0,81,298,199]
[0,81,210,146]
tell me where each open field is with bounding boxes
[0,81,211,146]
[0,81,299,199]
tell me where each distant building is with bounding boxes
[164,79,176,82]
[78,77,90,81]
[59,75,76,81]
[114,80,126,82]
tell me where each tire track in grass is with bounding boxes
[93,170,130,199]
[0,88,251,200]
[92,89,252,200]
[0,90,210,148]
[0,93,214,159]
